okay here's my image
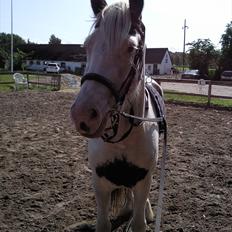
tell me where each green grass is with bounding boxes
[165,92,232,108]
[0,74,15,91]
[0,73,56,92]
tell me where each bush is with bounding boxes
[208,69,216,79]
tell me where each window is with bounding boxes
[165,54,169,63]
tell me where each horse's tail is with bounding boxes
[111,188,131,216]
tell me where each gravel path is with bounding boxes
[160,82,232,98]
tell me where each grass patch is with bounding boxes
[0,73,57,92]
[210,98,232,108]
[164,92,232,108]
[0,74,15,91]
[0,74,13,82]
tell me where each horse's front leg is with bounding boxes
[94,176,112,232]
[132,173,152,232]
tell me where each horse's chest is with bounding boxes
[95,156,148,188]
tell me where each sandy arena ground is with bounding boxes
[0,91,231,232]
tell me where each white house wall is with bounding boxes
[159,51,172,75]
[25,60,85,72]
[62,61,84,72]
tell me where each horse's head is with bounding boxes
[71,0,145,138]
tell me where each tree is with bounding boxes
[0,33,26,69]
[220,21,232,70]
[48,34,62,44]
[14,49,34,71]
[0,33,26,53]
[187,39,217,75]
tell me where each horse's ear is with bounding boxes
[91,0,107,15]
[129,0,144,25]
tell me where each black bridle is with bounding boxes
[81,23,145,142]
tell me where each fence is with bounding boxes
[153,78,232,107]
[0,72,61,91]
[1,72,232,107]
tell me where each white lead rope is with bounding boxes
[155,130,167,232]
[121,111,168,232]
[121,112,164,123]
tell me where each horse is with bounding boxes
[70,0,166,231]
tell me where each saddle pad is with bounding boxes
[145,83,166,135]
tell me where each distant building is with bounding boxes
[17,44,86,74]
[145,48,172,75]
[17,45,172,75]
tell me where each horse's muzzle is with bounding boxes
[70,101,108,138]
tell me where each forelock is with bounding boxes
[100,2,131,49]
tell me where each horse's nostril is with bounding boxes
[90,109,98,119]
[80,122,90,133]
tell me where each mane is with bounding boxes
[96,1,132,49]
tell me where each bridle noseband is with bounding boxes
[81,73,121,103]
[80,23,145,143]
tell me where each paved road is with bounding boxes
[160,82,232,98]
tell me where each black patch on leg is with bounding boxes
[96,156,148,188]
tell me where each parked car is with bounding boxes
[46,63,60,73]
[181,69,208,79]
[181,69,200,79]
[221,70,232,80]
[26,64,47,72]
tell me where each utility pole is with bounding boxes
[11,0,13,73]
[182,19,188,72]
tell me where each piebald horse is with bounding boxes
[71,0,166,231]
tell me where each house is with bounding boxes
[17,44,86,73]
[17,44,172,75]
[145,48,172,75]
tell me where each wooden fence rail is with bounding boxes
[153,78,232,107]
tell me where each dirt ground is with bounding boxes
[0,91,231,232]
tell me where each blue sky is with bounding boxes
[0,0,232,52]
